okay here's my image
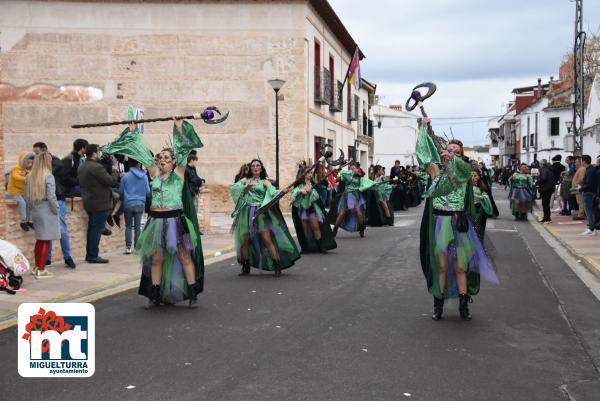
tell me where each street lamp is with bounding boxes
[268,78,286,188]
[565,120,573,133]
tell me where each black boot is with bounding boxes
[273,261,282,277]
[188,283,199,309]
[359,226,365,238]
[147,285,161,308]
[238,260,250,276]
[432,296,444,321]
[316,238,328,254]
[459,294,472,321]
[333,225,339,237]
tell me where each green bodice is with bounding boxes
[432,181,467,211]
[416,125,472,211]
[151,172,184,210]
[340,170,374,192]
[291,183,320,209]
[231,179,279,207]
[511,173,533,189]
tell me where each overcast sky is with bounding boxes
[329,0,600,146]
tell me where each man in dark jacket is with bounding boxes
[537,159,555,223]
[550,154,565,212]
[184,154,204,211]
[78,144,119,263]
[61,139,88,198]
[578,155,600,236]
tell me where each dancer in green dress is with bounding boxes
[231,159,300,277]
[103,118,204,309]
[509,164,535,221]
[418,117,498,321]
[332,161,375,238]
[291,166,337,253]
[471,169,493,241]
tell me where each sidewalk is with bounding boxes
[533,209,600,278]
[0,212,297,328]
[0,213,237,328]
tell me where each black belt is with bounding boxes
[149,209,183,218]
[433,209,462,216]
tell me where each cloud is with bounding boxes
[329,0,600,144]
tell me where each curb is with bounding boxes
[0,244,236,331]
[533,211,600,280]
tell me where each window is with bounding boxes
[523,136,527,149]
[347,84,352,120]
[530,134,534,148]
[314,39,321,103]
[549,117,560,136]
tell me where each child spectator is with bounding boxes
[6,151,35,231]
[119,158,150,254]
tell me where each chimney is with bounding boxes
[537,78,542,99]
[548,76,554,95]
[389,104,403,111]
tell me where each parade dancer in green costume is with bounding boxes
[366,166,394,227]
[291,166,337,254]
[471,169,493,241]
[231,159,300,277]
[418,117,498,321]
[103,118,204,309]
[508,163,535,221]
[332,161,375,238]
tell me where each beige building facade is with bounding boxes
[0,0,370,218]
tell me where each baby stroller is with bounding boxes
[0,239,30,294]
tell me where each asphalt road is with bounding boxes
[1,188,600,401]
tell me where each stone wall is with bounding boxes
[0,1,308,191]
[2,193,211,263]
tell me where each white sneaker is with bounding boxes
[581,229,596,236]
[30,267,38,276]
[125,247,132,255]
[34,270,53,279]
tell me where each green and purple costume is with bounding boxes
[231,179,300,271]
[472,186,493,241]
[416,126,498,299]
[103,121,204,304]
[509,173,534,220]
[334,170,374,233]
[291,183,337,253]
[366,177,394,227]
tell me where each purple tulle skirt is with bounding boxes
[433,214,499,298]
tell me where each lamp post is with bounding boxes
[268,78,286,188]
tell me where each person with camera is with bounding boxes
[77,144,119,263]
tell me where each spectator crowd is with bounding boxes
[2,140,205,280]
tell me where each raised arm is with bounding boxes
[173,119,204,178]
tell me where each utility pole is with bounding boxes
[572,0,586,156]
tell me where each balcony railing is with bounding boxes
[348,94,359,122]
[314,66,331,105]
[329,80,343,112]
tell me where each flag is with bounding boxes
[346,47,361,89]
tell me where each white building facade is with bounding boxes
[519,96,572,164]
[371,104,419,169]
